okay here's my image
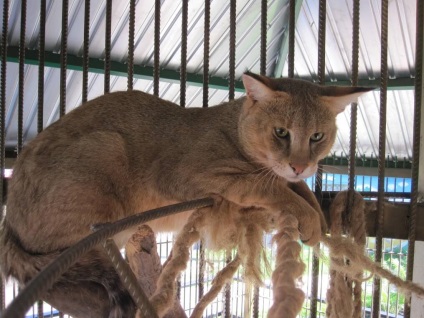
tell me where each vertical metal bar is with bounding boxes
[312,1,326,317]
[223,251,231,318]
[104,0,112,93]
[38,0,46,134]
[37,300,43,318]
[317,0,326,84]
[60,0,69,117]
[0,0,8,308]
[348,0,360,190]
[127,0,135,91]
[180,0,188,107]
[288,0,295,78]
[372,0,389,317]
[0,0,9,310]
[198,241,205,301]
[202,0,210,108]
[153,0,160,96]
[404,0,423,316]
[228,0,236,101]
[82,0,90,103]
[252,286,259,318]
[347,3,363,313]
[260,0,267,75]
[18,0,26,154]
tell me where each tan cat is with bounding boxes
[0,72,372,317]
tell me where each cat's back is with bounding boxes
[16,90,182,160]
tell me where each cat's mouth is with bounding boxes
[271,163,317,182]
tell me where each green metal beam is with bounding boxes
[2,45,247,92]
[0,45,415,90]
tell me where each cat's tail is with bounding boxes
[0,219,60,286]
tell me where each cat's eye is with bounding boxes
[275,128,289,139]
[310,132,324,142]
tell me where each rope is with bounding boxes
[191,255,241,318]
[268,214,305,318]
[4,191,424,318]
[326,191,366,318]
[0,198,213,318]
[150,208,204,317]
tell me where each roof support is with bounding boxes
[0,45,415,91]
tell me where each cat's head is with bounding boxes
[239,72,373,183]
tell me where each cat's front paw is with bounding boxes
[280,201,322,246]
[297,210,322,246]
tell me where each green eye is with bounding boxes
[275,128,289,139]
[310,132,324,142]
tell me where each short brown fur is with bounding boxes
[0,73,372,317]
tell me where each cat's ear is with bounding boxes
[242,73,276,102]
[320,86,375,114]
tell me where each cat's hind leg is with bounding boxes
[43,248,137,318]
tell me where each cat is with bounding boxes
[0,71,372,317]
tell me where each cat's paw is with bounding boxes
[281,201,322,246]
[297,210,322,246]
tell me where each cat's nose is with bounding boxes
[289,163,308,175]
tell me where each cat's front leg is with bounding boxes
[221,184,324,246]
[287,180,328,235]
[270,188,323,246]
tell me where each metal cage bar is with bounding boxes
[260,0,267,75]
[38,0,46,134]
[228,0,236,101]
[0,0,8,311]
[60,0,68,118]
[404,0,424,316]
[127,0,135,91]
[17,0,26,154]
[36,3,45,309]
[373,0,389,316]
[311,1,327,317]
[348,0,360,190]
[202,0,211,108]
[153,0,161,97]
[82,0,90,103]
[287,0,295,79]
[104,0,112,93]
[180,0,188,107]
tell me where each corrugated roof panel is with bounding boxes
[284,0,416,81]
[0,0,418,161]
[333,89,414,160]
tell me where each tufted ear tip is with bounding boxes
[320,86,375,114]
